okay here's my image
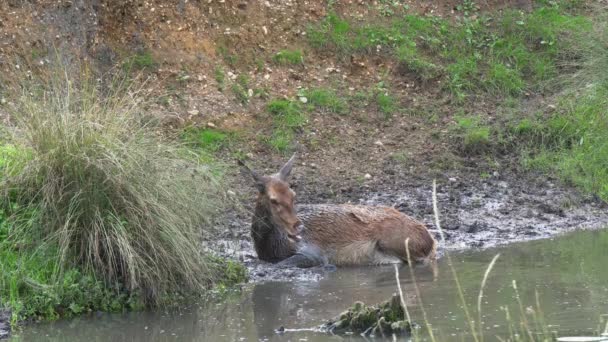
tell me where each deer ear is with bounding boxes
[238,159,268,192]
[278,153,296,181]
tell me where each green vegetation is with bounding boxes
[321,296,410,337]
[231,75,250,104]
[453,115,492,154]
[300,87,348,114]
[273,49,304,65]
[0,69,246,324]
[308,7,591,99]
[214,66,226,91]
[517,84,608,201]
[306,4,607,202]
[123,51,156,71]
[502,12,608,202]
[265,99,307,153]
[183,128,231,152]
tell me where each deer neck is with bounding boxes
[251,202,296,262]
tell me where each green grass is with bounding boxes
[453,115,492,154]
[214,66,225,91]
[527,84,608,201]
[265,99,307,153]
[0,67,241,323]
[231,74,250,104]
[273,49,304,65]
[183,128,231,152]
[123,51,156,71]
[301,87,348,114]
[496,11,608,202]
[308,7,591,100]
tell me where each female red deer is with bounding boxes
[240,155,436,268]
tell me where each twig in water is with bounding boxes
[432,180,480,342]
[477,253,500,342]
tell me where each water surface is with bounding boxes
[13,229,608,341]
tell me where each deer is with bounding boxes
[239,154,437,268]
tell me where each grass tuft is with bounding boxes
[273,50,304,65]
[1,67,227,311]
[301,87,348,114]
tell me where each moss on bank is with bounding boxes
[319,294,411,338]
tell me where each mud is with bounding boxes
[0,309,10,340]
[209,167,608,283]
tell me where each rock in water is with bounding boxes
[318,294,411,338]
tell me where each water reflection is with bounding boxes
[12,229,608,341]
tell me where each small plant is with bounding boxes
[123,50,156,71]
[454,115,492,153]
[265,99,307,153]
[391,151,409,165]
[301,87,348,114]
[268,129,294,154]
[396,43,441,80]
[273,50,304,65]
[184,128,230,152]
[231,74,251,104]
[214,66,226,91]
[374,82,396,119]
[308,12,351,53]
[231,83,249,105]
[267,99,306,128]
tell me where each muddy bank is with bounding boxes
[0,309,10,340]
[209,168,608,283]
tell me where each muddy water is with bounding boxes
[12,229,608,341]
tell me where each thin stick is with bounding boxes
[405,238,437,342]
[513,280,535,341]
[393,264,412,325]
[432,180,479,342]
[477,253,500,342]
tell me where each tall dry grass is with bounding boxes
[1,65,224,304]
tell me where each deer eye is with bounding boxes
[270,198,279,205]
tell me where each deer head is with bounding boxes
[240,154,302,241]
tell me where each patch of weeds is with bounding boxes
[395,42,441,80]
[254,58,265,72]
[308,12,351,53]
[123,50,156,71]
[267,99,306,127]
[183,128,230,152]
[300,87,348,114]
[446,56,479,102]
[214,66,226,91]
[273,50,304,65]
[265,99,307,154]
[453,115,492,153]
[217,45,238,67]
[374,82,396,119]
[377,0,409,17]
[309,7,592,100]
[253,87,270,99]
[268,129,294,154]
[391,151,409,165]
[231,83,249,105]
[532,84,608,201]
[484,62,525,95]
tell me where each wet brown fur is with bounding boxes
[297,204,436,265]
